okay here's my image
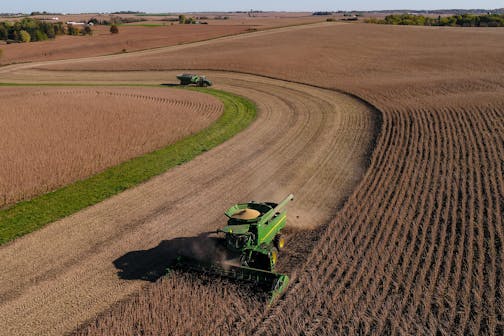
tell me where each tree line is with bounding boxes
[365,13,504,27]
[178,15,210,24]
[88,16,147,25]
[30,11,62,16]
[0,18,92,43]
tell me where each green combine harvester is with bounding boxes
[176,73,213,87]
[173,194,294,303]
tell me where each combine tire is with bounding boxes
[270,248,278,267]
[274,234,285,251]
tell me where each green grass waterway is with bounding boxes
[0,86,256,245]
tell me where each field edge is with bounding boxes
[0,86,257,245]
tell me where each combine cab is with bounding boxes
[176,73,212,87]
[172,194,294,303]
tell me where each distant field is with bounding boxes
[0,87,222,207]
[128,11,323,26]
[0,13,325,66]
[52,22,503,77]
[0,25,249,66]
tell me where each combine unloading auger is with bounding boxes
[170,194,294,304]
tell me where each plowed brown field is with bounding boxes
[0,25,249,66]
[0,87,222,207]
[0,13,326,67]
[0,22,502,335]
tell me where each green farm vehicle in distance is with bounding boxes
[173,194,294,303]
[176,73,213,87]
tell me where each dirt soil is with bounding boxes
[0,72,376,336]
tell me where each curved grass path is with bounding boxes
[0,86,256,245]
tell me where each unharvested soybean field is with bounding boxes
[0,87,222,207]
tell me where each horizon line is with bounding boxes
[1,8,503,15]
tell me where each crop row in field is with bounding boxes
[0,87,221,208]
[257,93,503,335]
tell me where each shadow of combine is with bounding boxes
[160,83,181,87]
[114,226,325,283]
[113,232,226,282]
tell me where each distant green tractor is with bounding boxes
[176,73,213,87]
[173,194,294,303]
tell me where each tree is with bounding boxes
[178,15,186,24]
[43,22,56,38]
[0,25,7,40]
[34,30,48,41]
[19,30,31,43]
[110,24,119,34]
[67,25,79,36]
[0,48,3,59]
[83,26,92,35]
[53,22,65,35]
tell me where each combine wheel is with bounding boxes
[274,234,286,251]
[270,248,278,268]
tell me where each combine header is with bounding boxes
[173,194,294,303]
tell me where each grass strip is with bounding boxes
[0,87,256,245]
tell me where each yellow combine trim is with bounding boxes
[262,214,286,243]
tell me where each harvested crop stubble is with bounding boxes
[65,24,503,334]
[0,87,222,207]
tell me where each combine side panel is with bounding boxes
[257,211,287,246]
